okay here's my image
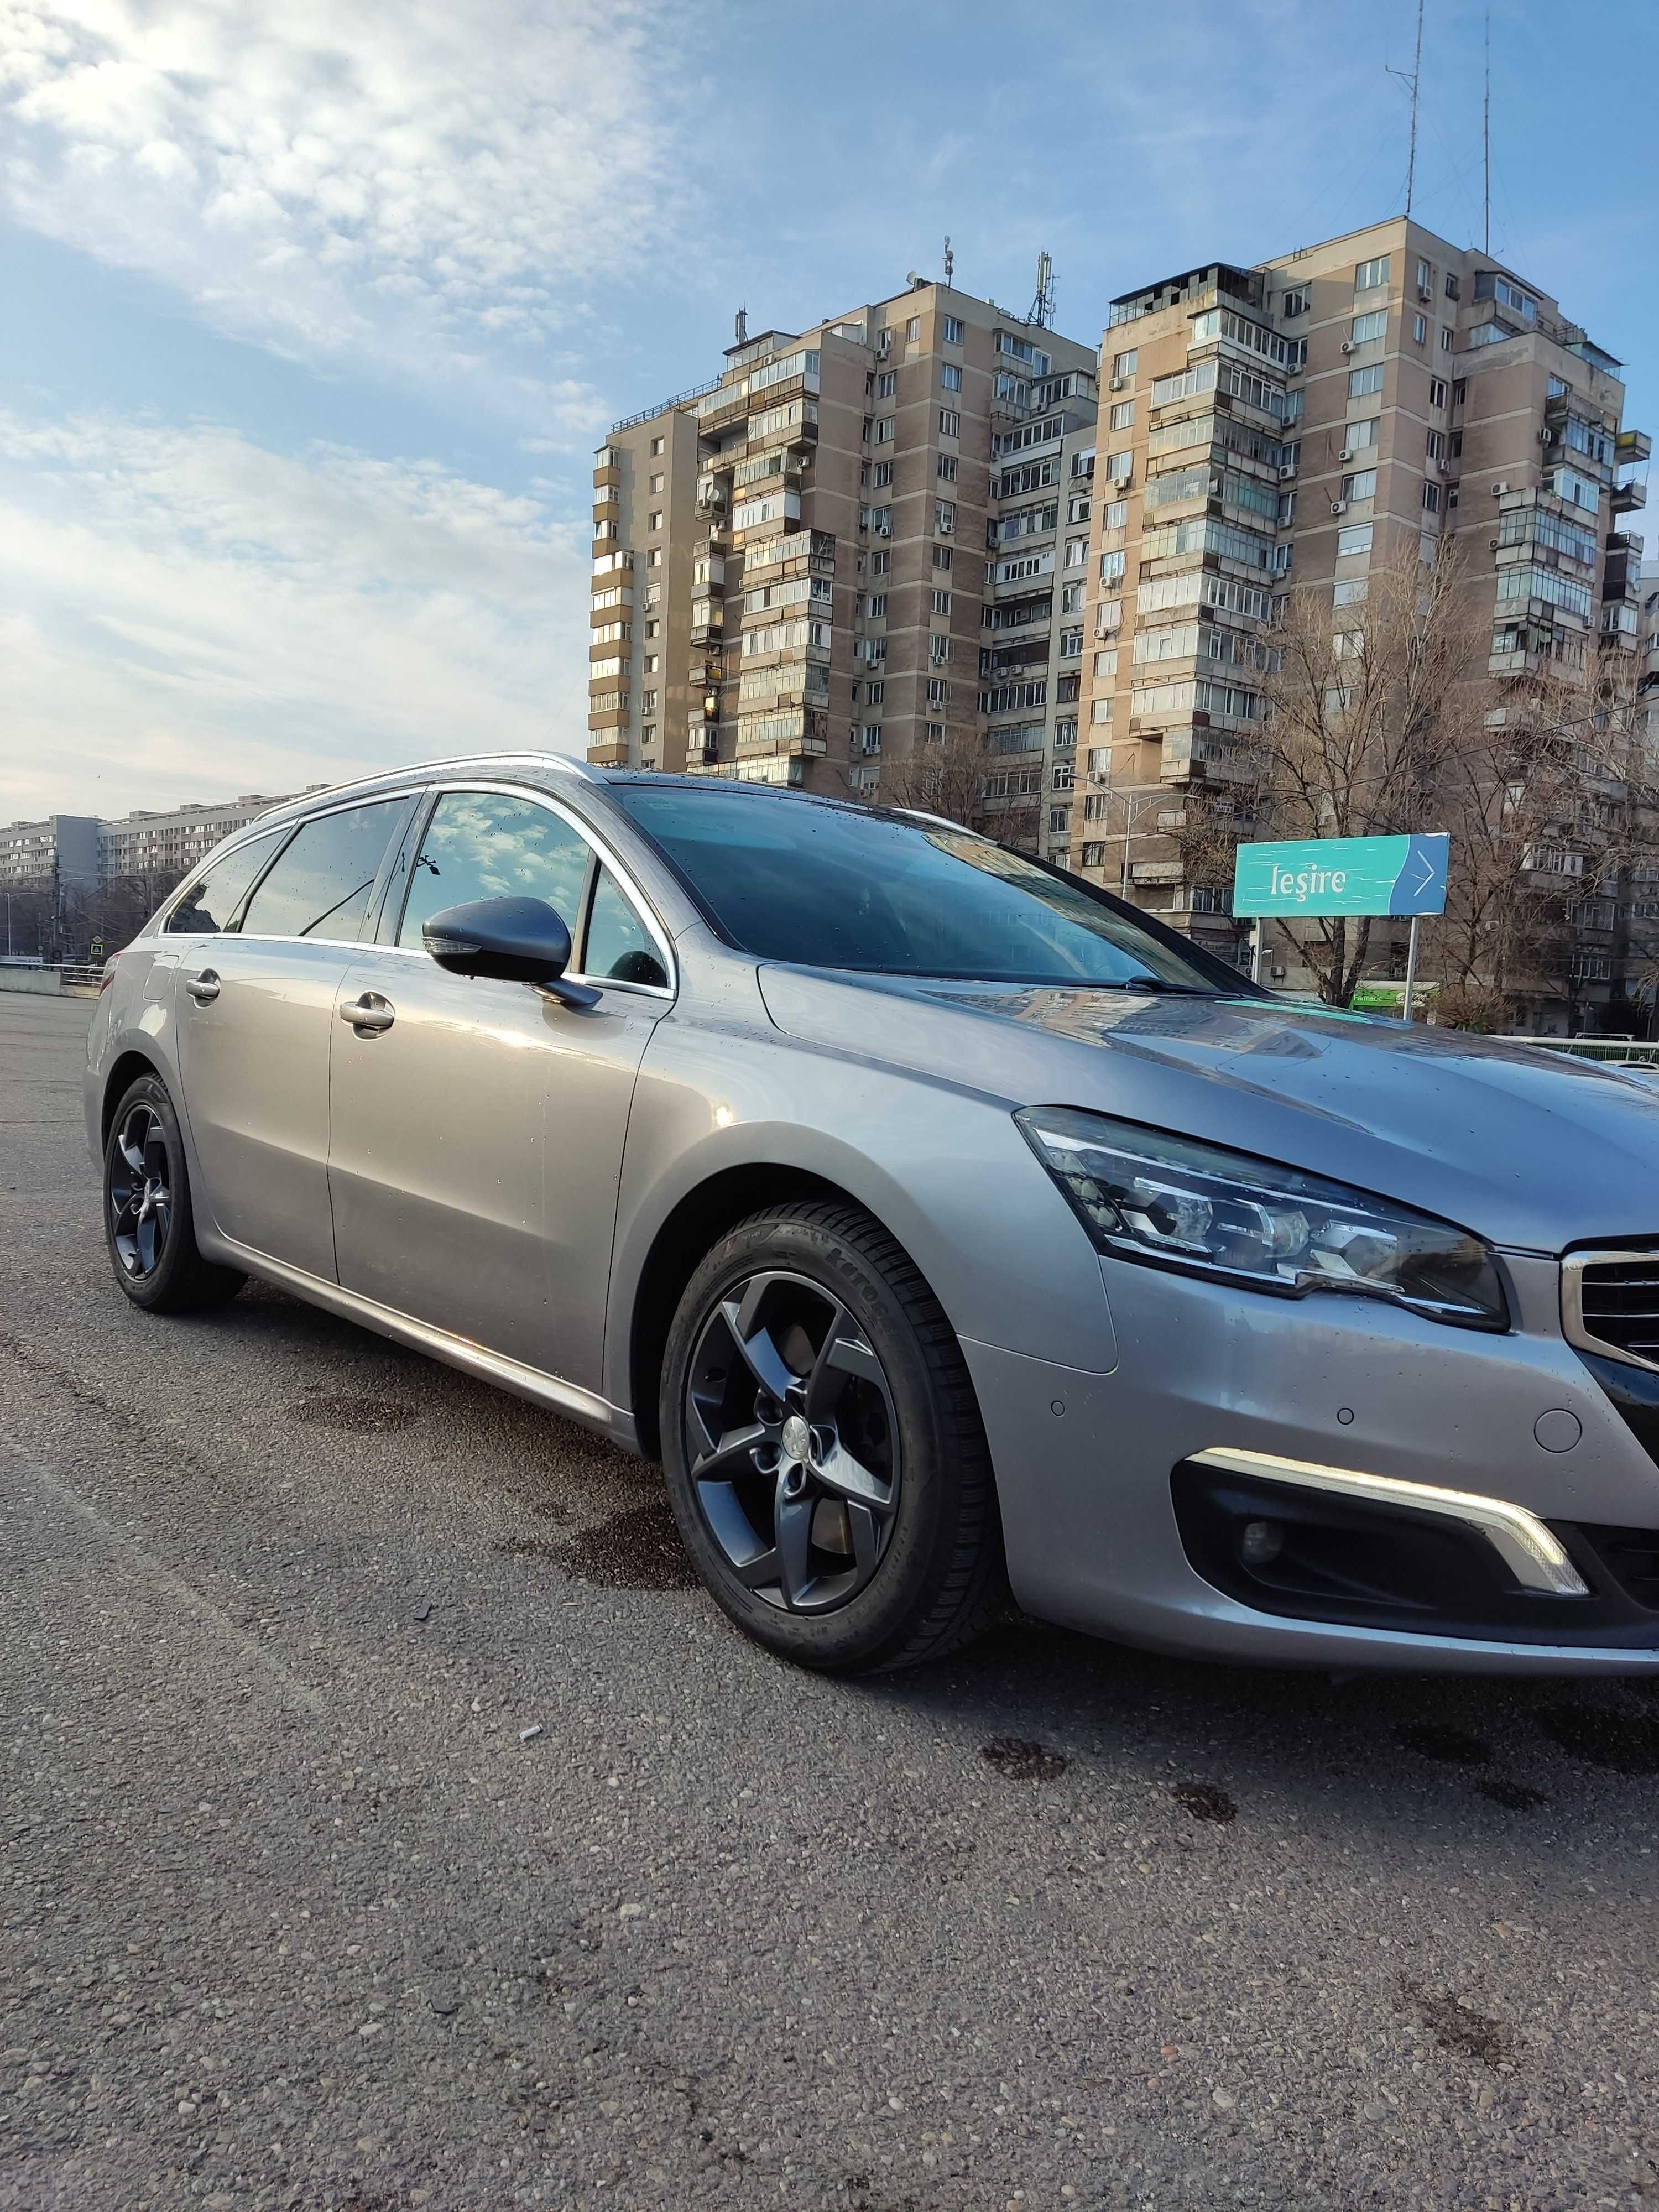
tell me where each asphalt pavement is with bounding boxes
[4,990,1659,2211]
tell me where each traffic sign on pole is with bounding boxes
[1232,833,1449,920]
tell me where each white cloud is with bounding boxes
[0,408,592,820]
[0,0,694,434]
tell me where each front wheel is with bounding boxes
[102,1074,245,1313]
[660,1203,1006,1673]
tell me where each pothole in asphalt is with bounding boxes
[288,1395,418,1434]
[1535,1703,1659,1776]
[980,1738,1068,1782]
[1395,1721,1491,1766]
[1172,1781,1237,1824]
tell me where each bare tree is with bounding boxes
[872,728,1043,849]
[1249,540,1494,1004]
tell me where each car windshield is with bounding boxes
[613,787,1228,990]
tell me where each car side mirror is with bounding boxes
[422,896,600,1007]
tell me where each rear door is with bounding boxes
[326,784,674,1384]
[176,796,411,1279]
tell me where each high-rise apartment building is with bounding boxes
[588,281,1098,813]
[1076,216,1650,1020]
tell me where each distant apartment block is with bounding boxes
[588,281,1098,817]
[1076,216,1649,1016]
[0,791,320,890]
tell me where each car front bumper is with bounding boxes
[963,1249,1659,1674]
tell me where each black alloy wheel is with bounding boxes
[661,1202,1007,1673]
[101,1073,245,1314]
[684,1269,901,1615]
[108,1099,173,1282]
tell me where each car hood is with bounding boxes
[757,967,1659,1253]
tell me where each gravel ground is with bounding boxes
[4,990,1659,2212]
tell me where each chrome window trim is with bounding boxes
[388,777,677,1000]
[1187,1445,1591,1599]
[1561,1248,1659,1376]
[158,790,422,944]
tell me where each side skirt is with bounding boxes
[217,1238,642,1453]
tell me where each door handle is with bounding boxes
[339,993,395,1034]
[185,969,220,1004]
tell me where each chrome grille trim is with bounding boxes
[1562,1248,1659,1376]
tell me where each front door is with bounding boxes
[176,797,409,1279]
[326,786,672,1386]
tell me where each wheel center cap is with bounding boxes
[780,1413,812,1465]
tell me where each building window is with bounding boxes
[1422,481,1442,513]
[937,453,957,482]
[940,408,960,437]
[1348,364,1384,398]
[1055,718,1078,748]
[1444,272,1461,300]
[1454,378,1467,404]
[1065,537,1088,568]
[649,472,664,494]
[932,545,952,570]
[1428,377,1448,409]
[642,724,656,744]
[1109,399,1134,431]
[1281,287,1308,318]
[876,370,896,400]
[642,690,658,712]
[1052,762,1074,791]
[1112,348,1138,379]
[1351,309,1387,345]
[1061,581,1083,613]
[1067,495,1091,526]
[1412,314,1428,345]
[1439,327,1453,352]
[1355,255,1390,290]
[927,677,947,706]
[874,416,894,444]
[936,500,956,534]
[860,724,883,754]
[872,460,893,487]
[865,592,887,619]
[643,653,659,674]
[646,547,661,566]
[1426,429,1446,462]
[648,511,662,531]
[867,680,885,705]
[1336,522,1374,557]
[1104,498,1129,531]
[1340,469,1376,502]
[1059,627,1083,658]
[941,362,962,393]
[650,436,665,456]
[929,634,951,665]
[1048,808,1070,836]
[1416,257,1432,293]
[906,316,921,343]
[942,314,964,345]
[931,588,952,615]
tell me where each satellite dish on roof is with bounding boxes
[905,270,921,287]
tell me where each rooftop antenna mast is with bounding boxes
[1483,6,1491,253]
[1028,248,1055,328]
[1386,0,1426,216]
[943,234,954,284]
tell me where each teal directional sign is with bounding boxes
[1232,833,1449,920]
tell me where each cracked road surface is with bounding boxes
[4,993,1659,2210]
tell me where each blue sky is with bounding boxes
[2,0,1653,821]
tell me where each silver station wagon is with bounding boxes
[87,753,1659,1675]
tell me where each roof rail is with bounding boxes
[251,750,597,820]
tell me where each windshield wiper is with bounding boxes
[1118,975,1217,995]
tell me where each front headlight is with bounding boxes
[1015,1107,1508,1332]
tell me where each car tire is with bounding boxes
[661,1202,1007,1673]
[102,1073,246,1314]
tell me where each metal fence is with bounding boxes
[1498,1035,1659,1064]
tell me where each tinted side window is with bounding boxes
[164,829,285,935]
[239,802,404,942]
[398,791,592,948]
[584,867,667,987]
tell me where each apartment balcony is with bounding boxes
[1618,429,1653,465]
[696,383,750,430]
[592,464,620,492]
[739,528,835,580]
[1612,477,1647,514]
[690,603,724,645]
[585,742,629,766]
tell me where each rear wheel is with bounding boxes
[661,1202,1006,1672]
[102,1074,245,1313]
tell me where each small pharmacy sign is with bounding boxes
[1232,833,1449,920]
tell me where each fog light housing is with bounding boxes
[1239,1519,1284,1568]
